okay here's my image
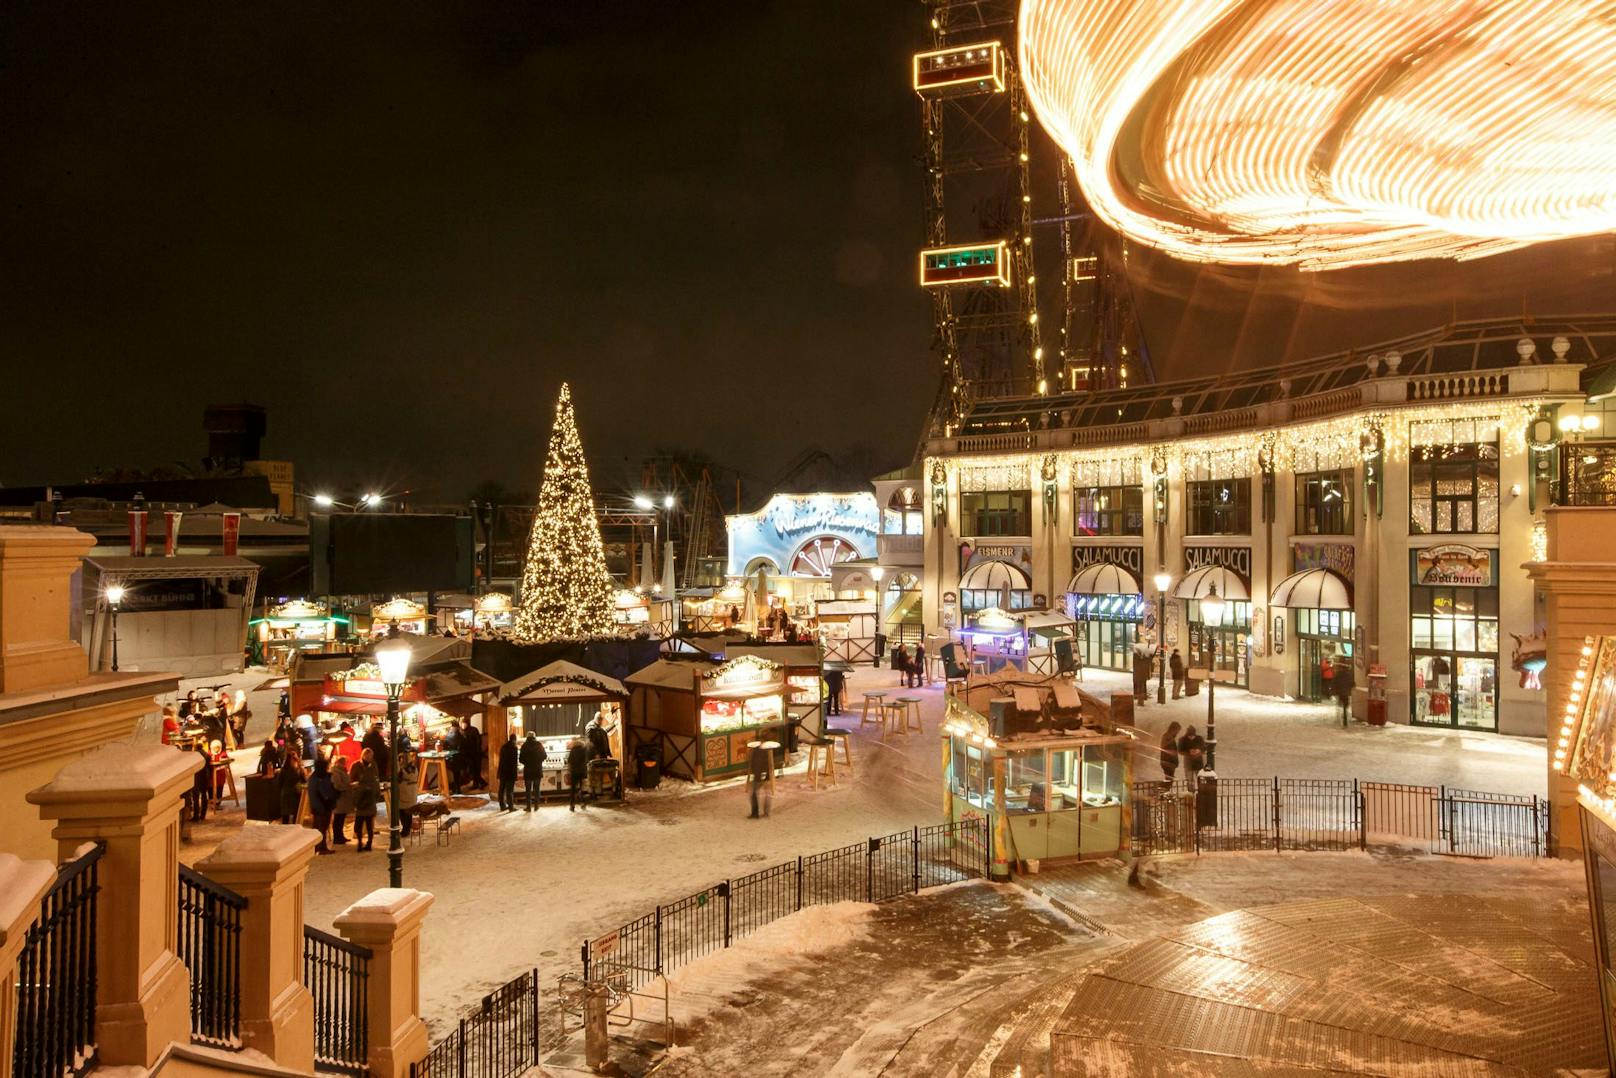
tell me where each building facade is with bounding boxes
[920,317,1616,736]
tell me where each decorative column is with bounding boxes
[333,889,434,1078]
[0,854,57,1078]
[26,744,199,1067]
[196,826,319,1069]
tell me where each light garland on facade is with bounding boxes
[1552,636,1593,774]
[1018,0,1616,269]
[512,384,616,643]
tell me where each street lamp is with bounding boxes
[1199,584,1227,770]
[375,635,413,889]
[106,584,125,672]
[1152,571,1172,704]
[313,493,335,509]
[361,493,382,508]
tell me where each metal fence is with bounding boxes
[304,924,372,1075]
[12,843,103,1078]
[1131,777,1547,858]
[583,819,989,990]
[177,864,246,1049]
[411,969,539,1078]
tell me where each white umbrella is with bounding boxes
[1269,568,1352,609]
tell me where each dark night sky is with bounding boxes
[5,2,1613,502]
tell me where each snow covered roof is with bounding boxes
[625,659,709,693]
[500,660,628,703]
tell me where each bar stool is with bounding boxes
[824,727,854,776]
[896,696,923,733]
[803,740,837,789]
[860,691,887,729]
[881,701,908,740]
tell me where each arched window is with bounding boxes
[884,487,924,535]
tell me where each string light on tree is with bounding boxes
[513,384,616,643]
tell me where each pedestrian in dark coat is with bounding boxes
[912,643,927,687]
[519,732,547,811]
[1160,721,1182,783]
[351,750,381,852]
[1178,725,1207,779]
[1169,649,1186,699]
[307,757,338,854]
[330,756,355,845]
[1131,644,1152,703]
[824,669,846,716]
[190,743,213,823]
[461,720,484,789]
[276,755,304,825]
[256,738,282,777]
[497,734,519,812]
[567,739,589,812]
[441,722,464,794]
[362,722,391,782]
[747,742,773,819]
[587,716,611,760]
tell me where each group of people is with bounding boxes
[760,605,805,643]
[890,642,928,688]
[161,688,251,751]
[254,716,420,855]
[494,715,612,813]
[1157,721,1208,783]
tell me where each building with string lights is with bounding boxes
[917,316,1616,737]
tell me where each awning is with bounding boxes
[1269,568,1352,610]
[959,560,1031,592]
[1173,565,1250,602]
[316,699,388,716]
[1066,563,1141,596]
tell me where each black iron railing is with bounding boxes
[410,969,539,1078]
[1130,777,1547,858]
[304,924,371,1075]
[13,843,103,1078]
[177,864,246,1049]
[582,819,989,989]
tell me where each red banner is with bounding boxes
[127,510,148,557]
[164,511,183,557]
[221,512,241,556]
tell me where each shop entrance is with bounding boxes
[1186,599,1251,689]
[1295,608,1355,702]
[1413,653,1498,729]
[1076,615,1137,671]
[1409,562,1499,731]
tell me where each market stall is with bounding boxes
[730,642,822,750]
[957,607,1027,672]
[368,597,434,637]
[1023,611,1079,676]
[625,655,787,783]
[250,600,346,669]
[943,692,1133,878]
[311,658,497,747]
[815,598,877,664]
[499,660,627,801]
[465,592,514,634]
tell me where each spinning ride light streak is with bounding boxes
[1018,0,1616,270]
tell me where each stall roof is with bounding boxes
[500,660,628,703]
[1021,611,1076,630]
[625,659,710,693]
[728,643,821,668]
[85,554,261,578]
[418,661,500,701]
[291,655,358,685]
[815,599,876,616]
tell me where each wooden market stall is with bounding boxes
[730,642,823,750]
[498,660,627,801]
[1022,611,1079,676]
[625,655,787,783]
[250,600,346,669]
[815,598,877,664]
[368,597,434,637]
[942,686,1134,879]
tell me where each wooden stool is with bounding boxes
[860,692,887,728]
[422,755,453,799]
[804,741,837,789]
[825,729,854,776]
[218,764,240,807]
[896,697,923,733]
[881,702,908,739]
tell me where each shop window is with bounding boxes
[1295,469,1353,535]
[961,490,1031,537]
[1410,442,1499,534]
[962,588,1031,613]
[1006,748,1049,813]
[883,488,924,535]
[1186,478,1251,535]
[1072,484,1144,536]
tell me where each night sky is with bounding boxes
[5,2,1613,503]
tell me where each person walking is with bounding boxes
[1335,662,1355,726]
[747,741,773,819]
[394,753,419,838]
[519,731,547,811]
[1160,721,1182,784]
[330,755,355,846]
[497,733,519,812]
[567,738,589,812]
[351,749,381,852]
[276,754,304,825]
[1169,648,1186,700]
[307,757,338,855]
[1178,725,1207,780]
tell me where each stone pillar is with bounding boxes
[0,526,94,694]
[195,826,319,1069]
[333,889,434,1078]
[26,743,199,1068]
[0,854,57,1078]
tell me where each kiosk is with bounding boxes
[499,660,627,801]
[626,655,787,783]
[250,600,345,669]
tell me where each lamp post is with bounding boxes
[1199,584,1227,770]
[375,636,413,889]
[1152,571,1172,704]
[106,583,125,672]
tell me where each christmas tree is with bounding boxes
[513,383,616,642]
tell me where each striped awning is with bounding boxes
[1066,562,1141,596]
[959,560,1031,592]
[1270,568,1352,610]
[1173,565,1250,602]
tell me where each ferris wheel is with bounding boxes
[790,536,859,577]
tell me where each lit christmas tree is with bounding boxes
[513,383,616,642]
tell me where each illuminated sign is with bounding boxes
[1413,545,1494,588]
[920,242,1010,288]
[912,41,1005,95]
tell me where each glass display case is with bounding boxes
[699,693,783,734]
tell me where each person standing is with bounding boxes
[1131,643,1152,704]
[330,755,355,846]
[1178,725,1207,781]
[441,720,464,794]
[461,719,485,790]
[824,668,846,716]
[912,642,927,687]
[519,731,547,811]
[747,741,773,819]
[1320,655,1336,703]
[1335,662,1355,725]
[307,757,338,855]
[1169,649,1186,700]
[1160,721,1182,784]
[276,754,304,825]
[394,753,418,837]
[190,742,213,823]
[497,733,519,812]
[567,738,589,812]
[351,749,381,852]
[362,721,391,782]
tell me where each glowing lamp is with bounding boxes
[871,565,886,584]
[663,495,675,509]
[313,493,334,508]
[633,495,654,510]
[1560,414,1582,433]
[106,584,125,607]
[1200,585,1227,629]
[375,637,413,692]
[1152,571,1172,594]
[1585,414,1601,432]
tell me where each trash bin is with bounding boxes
[1195,773,1219,828]
[635,745,660,789]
